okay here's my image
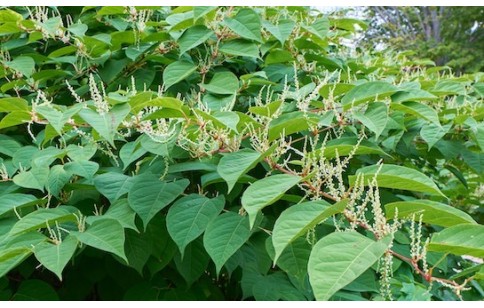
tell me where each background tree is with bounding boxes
[363,7,484,73]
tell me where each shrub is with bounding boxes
[0,6,483,300]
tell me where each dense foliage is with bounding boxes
[363,7,484,73]
[0,6,483,301]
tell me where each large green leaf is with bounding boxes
[46,165,71,197]
[241,174,301,229]
[266,237,312,283]
[124,229,152,274]
[167,194,224,256]
[348,164,445,197]
[174,238,210,286]
[0,194,38,217]
[391,101,440,126]
[12,164,49,192]
[386,200,476,227]
[341,81,398,109]
[420,123,451,150]
[7,56,35,77]
[163,60,197,89]
[202,71,239,95]
[217,149,261,193]
[94,172,134,203]
[310,137,391,159]
[268,111,320,141]
[308,231,391,300]
[219,39,260,58]
[223,8,262,42]
[0,248,32,278]
[33,235,78,280]
[127,174,189,228]
[178,25,213,55]
[9,206,78,236]
[203,211,252,274]
[353,102,388,139]
[263,19,295,45]
[428,224,484,258]
[73,218,127,262]
[272,199,347,262]
[79,103,130,147]
[12,279,59,300]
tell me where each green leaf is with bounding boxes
[266,237,312,283]
[120,141,147,170]
[0,111,31,129]
[79,103,131,147]
[0,97,29,112]
[223,8,262,42]
[272,199,347,262]
[0,194,38,217]
[13,164,49,192]
[310,137,390,159]
[124,229,152,274]
[341,81,398,109]
[420,123,451,150]
[353,102,388,139]
[34,235,78,280]
[268,111,320,141]
[46,165,71,197]
[391,89,437,102]
[87,199,137,231]
[0,248,32,278]
[391,101,440,126]
[308,231,391,300]
[203,212,252,275]
[219,39,260,58]
[242,174,301,229]
[10,207,78,236]
[0,134,22,156]
[127,174,189,228]
[73,218,127,262]
[167,194,224,256]
[66,144,97,161]
[348,164,445,197]
[202,71,239,95]
[217,149,261,193]
[385,200,476,227]
[178,25,213,55]
[36,104,82,135]
[12,279,59,300]
[7,56,35,77]
[163,60,197,89]
[64,161,99,180]
[94,172,134,203]
[304,17,330,40]
[263,19,295,45]
[174,238,210,285]
[428,224,484,258]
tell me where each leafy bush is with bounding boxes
[0,6,483,301]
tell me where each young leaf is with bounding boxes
[428,224,484,258]
[167,194,224,256]
[272,199,347,262]
[241,174,301,229]
[203,212,252,274]
[348,164,445,197]
[385,200,476,227]
[308,231,391,300]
